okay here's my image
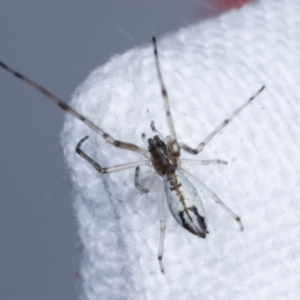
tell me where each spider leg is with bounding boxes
[181,159,228,165]
[180,86,265,155]
[152,37,180,157]
[183,169,244,231]
[0,61,148,156]
[134,167,156,193]
[157,188,166,274]
[76,136,149,173]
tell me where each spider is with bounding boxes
[0,37,265,273]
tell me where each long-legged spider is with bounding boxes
[0,37,265,273]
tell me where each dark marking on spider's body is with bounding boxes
[179,208,207,238]
[166,171,207,238]
[166,170,207,238]
[0,37,265,274]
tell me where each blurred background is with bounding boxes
[0,1,253,299]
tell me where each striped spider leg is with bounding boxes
[0,37,265,274]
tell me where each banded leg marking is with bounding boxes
[76,136,149,174]
[0,61,148,156]
[183,169,244,231]
[152,37,180,157]
[180,86,265,155]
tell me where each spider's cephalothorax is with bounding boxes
[0,36,265,274]
[148,135,176,176]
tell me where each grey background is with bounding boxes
[0,1,240,299]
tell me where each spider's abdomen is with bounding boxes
[164,170,207,238]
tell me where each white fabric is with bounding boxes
[61,0,300,298]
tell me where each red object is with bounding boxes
[216,0,253,10]
[200,0,254,18]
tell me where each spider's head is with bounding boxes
[148,135,175,176]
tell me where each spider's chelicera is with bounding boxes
[0,37,265,273]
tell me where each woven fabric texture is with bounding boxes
[61,0,300,298]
